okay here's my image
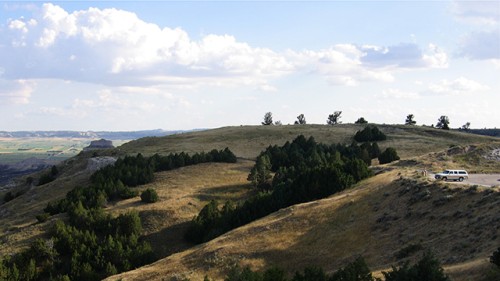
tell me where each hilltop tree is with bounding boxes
[405,114,416,125]
[262,112,274,126]
[436,116,450,130]
[274,120,282,126]
[355,117,368,124]
[294,114,306,125]
[461,122,471,131]
[327,111,342,125]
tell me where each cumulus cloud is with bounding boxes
[287,45,394,86]
[0,3,293,87]
[0,79,35,104]
[427,77,489,95]
[0,3,450,89]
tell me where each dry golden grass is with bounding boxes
[105,160,255,258]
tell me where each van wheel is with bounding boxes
[442,177,447,181]
[459,177,464,182]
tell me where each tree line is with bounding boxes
[0,148,238,281]
[262,111,471,130]
[220,251,450,281]
[185,134,399,244]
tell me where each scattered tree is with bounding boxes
[436,116,450,130]
[378,147,400,164]
[294,114,306,125]
[262,112,274,126]
[327,111,342,125]
[274,120,283,126]
[355,117,368,124]
[405,114,416,125]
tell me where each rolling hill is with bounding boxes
[1,124,499,280]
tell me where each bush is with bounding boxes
[378,147,400,164]
[36,213,50,223]
[141,188,159,203]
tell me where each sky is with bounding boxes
[0,1,499,131]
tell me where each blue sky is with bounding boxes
[0,1,499,131]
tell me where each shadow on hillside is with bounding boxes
[142,221,194,258]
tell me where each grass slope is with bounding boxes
[119,124,497,159]
[1,124,498,279]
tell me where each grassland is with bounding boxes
[1,124,499,281]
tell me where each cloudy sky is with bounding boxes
[0,1,499,131]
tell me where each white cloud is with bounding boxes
[0,79,35,104]
[0,3,293,88]
[427,77,489,95]
[0,3,451,90]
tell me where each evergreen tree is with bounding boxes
[295,114,307,125]
[247,155,272,189]
[327,111,342,125]
[355,117,368,124]
[378,147,400,164]
[262,112,274,126]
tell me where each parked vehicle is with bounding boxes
[434,170,469,181]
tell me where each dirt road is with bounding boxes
[467,174,500,187]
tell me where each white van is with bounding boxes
[434,170,468,182]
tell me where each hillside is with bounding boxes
[1,124,499,280]
[106,167,500,281]
[120,124,496,159]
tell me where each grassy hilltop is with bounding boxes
[1,124,499,281]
